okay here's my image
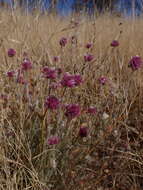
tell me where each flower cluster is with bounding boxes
[65,104,80,119]
[8,48,16,57]
[53,56,60,63]
[59,37,68,47]
[84,54,94,62]
[128,56,143,71]
[85,43,93,49]
[98,76,107,85]
[47,136,60,145]
[79,126,88,137]
[21,59,32,71]
[6,71,15,78]
[61,73,83,88]
[42,67,57,79]
[45,95,60,110]
[6,38,142,152]
[110,40,119,47]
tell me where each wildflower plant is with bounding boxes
[110,40,119,47]
[128,56,143,71]
[7,48,16,57]
[59,37,68,47]
[84,53,94,62]
[44,95,60,110]
[1,13,143,190]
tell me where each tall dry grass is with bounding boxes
[0,9,143,190]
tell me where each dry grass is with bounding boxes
[0,9,143,190]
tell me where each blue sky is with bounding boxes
[0,0,143,16]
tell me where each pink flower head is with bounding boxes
[84,54,94,62]
[65,104,80,119]
[87,106,97,115]
[111,40,119,47]
[79,126,88,137]
[98,76,107,85]
[6,71,15,78]
[61,73,83,88]
[47,136,60,145]
[8,48,16,57]
[42,66,57,79]
[45,95,60,110]
[61,73,76,88]
[21,59,32,71]
[86,43,93,49]
[59,37,67,47]
[53,56,60,63]
[128,56,143,71]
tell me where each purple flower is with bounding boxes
[6,71,15,78]
[61,75,75,87]
[61,73,83,88]
[65,104,80,119]
[128,56,143,71]
[86,43,93,49]
[79,127,88,137]
[53,56,60,63]
[47,136,59,145]
[21,59,32,71]
[8,48,16,57]
[110,40,119,47]
[45,95,60,110]
[42,67,57,79]
[61,73,76,88]
[84,54,94,62]
[59,37,67,47]
[98,76,107,85]
[87,107,97,115]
